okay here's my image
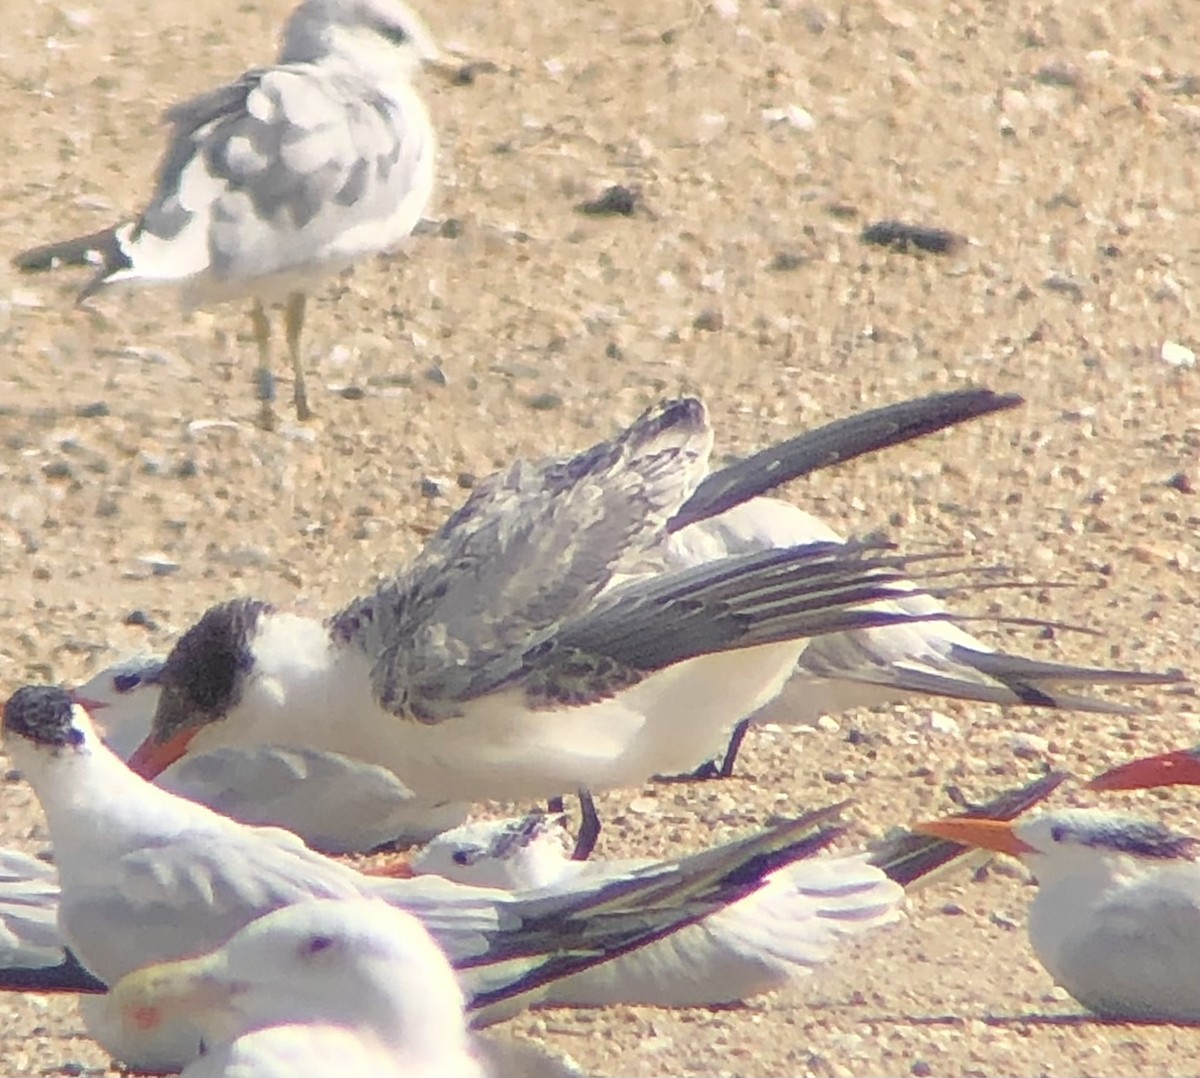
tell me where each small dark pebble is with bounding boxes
[424,364,448,386]
[578,184,641,217]
[456,472,475,490]
[95,498,119,519]
[1167,472,1195,494]
[4,769,22,783]
[692,308,724,332]
[75,401,109,418]
[452,60,499,85]
[338,385,367,401]
[527,391,564,411]
[861,219,967,255]
[911,1062,933,1078]
[438,218,464,239]
[42,459,72,479]
[604,341,624,360]
[769,251,808,271]
[124,609,158,630]
[420,477,446,499]
[175,458,199,479]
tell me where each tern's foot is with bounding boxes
[652,759,726,783]
[293,384,313,422]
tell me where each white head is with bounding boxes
[411,814,574,891]
[110,899,475,1071]
[279,0,441,76]
[71,655,164,760]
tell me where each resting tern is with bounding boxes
[665,498,1184,777]
[0,684,852,1068]
[13,0,449,425]
[916,806,1200,1021]
[125,390,1019,856]
[410,813,904,1006]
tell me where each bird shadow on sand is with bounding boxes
[880,1012,1200,1029]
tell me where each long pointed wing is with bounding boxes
[456,542,963,707]
[670,388,1023,533]
[457,802,850,1024]
[869,771,1070,888]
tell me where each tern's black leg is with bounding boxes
[655,719,752,782]
[718,717,752,778]
[570,788,601,861]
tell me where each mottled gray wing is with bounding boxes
[336,399,714,720]
[126,63,430,281]
[451,541,958,708]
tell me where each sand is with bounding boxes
[0,0,1197,1073]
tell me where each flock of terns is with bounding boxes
[5,0,1199,1074]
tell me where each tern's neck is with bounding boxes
[12,738,199,858]
[189,614,374,757]
[1027,848,1151,969]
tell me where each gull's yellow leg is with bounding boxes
[284,292,312,421]
[249,300,277,431]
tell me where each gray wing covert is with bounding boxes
[336,399,715,720]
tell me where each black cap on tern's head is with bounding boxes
[152,598,273,743]
[2,686,85,749]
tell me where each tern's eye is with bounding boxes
[377,22,409,46]
[1050,825,1068,843]
[113,673,142,694]
[301,935,337,958]
[451,848,480,867]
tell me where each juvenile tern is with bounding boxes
[13,0,445,425]
[411,813,904,1006]
[1,684,852,1068]
[126,391,1018,855]
[916,806,1200,1021]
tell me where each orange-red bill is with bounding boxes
[67,691,109,713]
[1087,749,1200,792]
[357,855,416,878]
[911,816,1038,858]
[126,728,196,779]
